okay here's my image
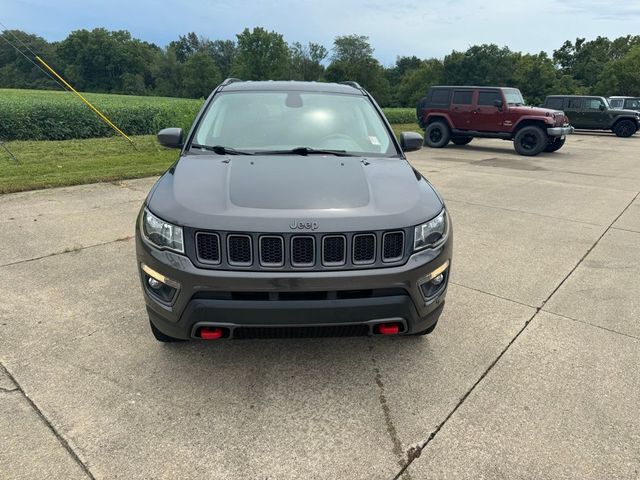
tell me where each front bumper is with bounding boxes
[136,232,452,340]
[547,125,574,137]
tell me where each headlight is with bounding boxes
[414,210,448,251]
[141,208,184,254]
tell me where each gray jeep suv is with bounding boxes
[136,79,452,342]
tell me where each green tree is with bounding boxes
[208,40,237,79]
[289,42,327,81]
[0,30,60,90]
[231,27,290,80]
[443,44,518,86]
[181,51,221,98]
[325,35,390,105]
[513,52,557,105]
[594,45,640,96]
[396,59,443,107]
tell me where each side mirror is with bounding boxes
[493,99,503,109]
[157,128,183,148]
[599,104,606,111]
[400,132,423,152]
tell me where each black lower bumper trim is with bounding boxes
[233,324,370,339]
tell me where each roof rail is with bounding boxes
[339,81,363,90]
[221,78,243,86]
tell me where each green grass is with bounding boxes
[0,135,177,194]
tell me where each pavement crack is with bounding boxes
[390,189,640,480]
[449,281,536,309]
[369,345,411,479]
[0,236,133,269]
[0,362,95,479]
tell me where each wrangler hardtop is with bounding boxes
[417,86,572,156]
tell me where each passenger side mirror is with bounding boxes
[599,104,606,111]
[400,132,423,152]
[157,128,183,148]
[493,99,503,110]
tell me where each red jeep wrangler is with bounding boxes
[417,86,573,156]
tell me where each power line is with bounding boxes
[0,20,44,58]
[0,28,67,90]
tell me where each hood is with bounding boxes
[147,154,444,233]
[510,105,564,117]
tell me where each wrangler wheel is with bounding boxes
[613,119,637,138]
[544,137,566,153]
[451,136,472,146]
[424,121,450,148]
[514,126,546,156]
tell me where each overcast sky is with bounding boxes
[3,0,640,64]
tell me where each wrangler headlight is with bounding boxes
[141,208,184,254]
[414,210,449,251]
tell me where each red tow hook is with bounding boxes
[376,323,401,335]
[199,327,225,340]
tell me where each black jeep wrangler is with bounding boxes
[543,95,640,137]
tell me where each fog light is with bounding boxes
[418,261,450,302]
[141,263,179,303]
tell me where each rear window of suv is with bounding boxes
[430,89,452,106]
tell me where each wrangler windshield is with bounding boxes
[192,91,398,157]
[504,88,525,106]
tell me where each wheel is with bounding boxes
[424,121,450,148]
[410,321,438,336]
[514,126,546,156]
[451,136,472,146]
[613,119,637,138]
[149,319,183,343]
[544,137,566,153]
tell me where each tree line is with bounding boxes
[1,27,640,107]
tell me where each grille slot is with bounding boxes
[259,236,284,267]
[382,231,404,262]
[322,235,346,266]
[233,324,369,339]
[352,233,376,264]
[227,234,252,266]
[291,236,315,267]
[195,232,221,264]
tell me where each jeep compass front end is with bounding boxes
[135,80,452,342]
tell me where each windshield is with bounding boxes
[192,91,397,157]
[503,88,525,106]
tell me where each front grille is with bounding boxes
[233,324,369,339]
[352,234,376,264]
[291,236,315,267]
[195,232,221,264]
[260,236,284,266]
[382,231,404,262]
[322,235,346,266]
[227,234,252,266]
[192,228,411,271]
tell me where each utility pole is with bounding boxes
[0,140,19,164]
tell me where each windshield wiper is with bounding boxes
[190,144,254,155]
[259,147,354,157]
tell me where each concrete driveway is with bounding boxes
[1,133,639,479]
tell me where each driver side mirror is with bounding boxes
[493,99,503,110]
[599,104,606,111]
[157,128,183,149]
[400,132,423,152]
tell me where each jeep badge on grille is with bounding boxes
[290,221,319,231]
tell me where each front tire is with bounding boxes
[149,319,183,343]
[514,126,546,156]
[451,136,473,146]
[544,137,566,153]
[424,121,450,148]
[613,119,637,138]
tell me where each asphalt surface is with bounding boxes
[1,133,639,479]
